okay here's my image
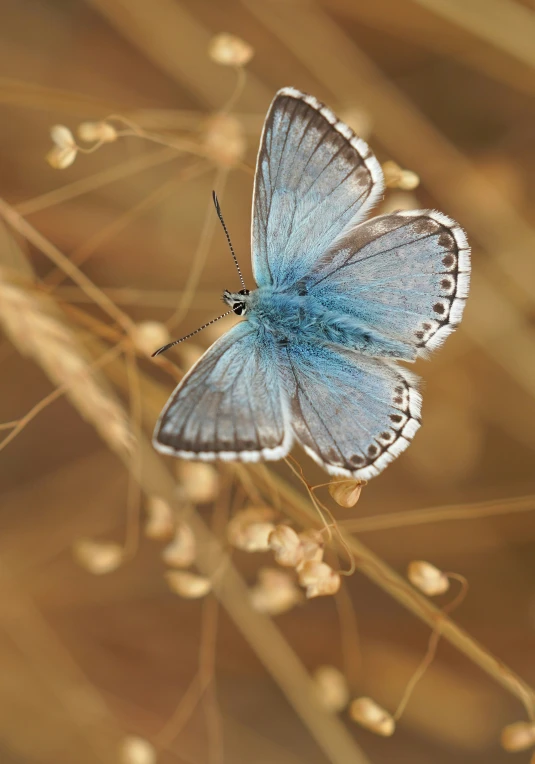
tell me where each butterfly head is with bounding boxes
[223,288,250,316]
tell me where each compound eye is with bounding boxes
[238,288,250,296]
[233,303,245,316]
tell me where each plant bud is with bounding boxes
[328,478,365,508]
[313,665,349,712]
[500,721,535,752]
[269,525,303,567]
[298,561,340,598]
[407,560,450,596]
[349,697,395,736]
[208,33,254,66]
[162,523,196,568]
[73,538,123,575]
[165,571,211,599]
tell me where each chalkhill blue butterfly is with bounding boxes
[152,87,470,480]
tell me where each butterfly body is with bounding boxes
[154,87,470,480]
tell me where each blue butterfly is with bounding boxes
[153,87,470,480]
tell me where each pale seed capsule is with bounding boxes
[77,121,118,143]
[202,113,246,168]
[73,538,123,575]
[269,525,303,567]
[407,560,450,596]
[119,736,157,764]
[313,665,350,713]
[249,567,302,615]
[46,125,78,169]
[298,561,340,598]
[298,529,324,563]
[500,721,535,752]
[162,523,196,568]
[208,33,254,66]
[165,571,211,599]
[349,697,395,737]
[328,478,365,508]
[144,496,175,540]
[227,507,276,551]
[132,321,170,358]
[178,461,219,504]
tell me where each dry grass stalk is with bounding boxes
[0,267,133,454]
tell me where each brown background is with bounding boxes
[0,1,535,763]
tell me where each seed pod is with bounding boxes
[298,529,324,564]
[208,33,254,66]
[119,736,157,764]
[269,525,303,567]
[77,121,117,143]
[313,665,350,713]
[46,125,77,169]
[298,561,340,598]
[144,496,175,540]
[162,523,196,568]
[349,697,395,737]
[328,478,365,508]
[407,560,450,596]
[227,507,276,551]
[202,113,246,168]
[178,462,219,504]
[249,567,302,615]
[132,322,170,358]
[73,538,123,575]
[165,571,211,599]
[500,721,535,752]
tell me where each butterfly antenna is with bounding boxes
[151,310,233,357]
[212,190,246,290]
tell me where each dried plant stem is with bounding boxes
[166,165,229,330]
[44,162,209,289]
[252,466,535,719]
[334,577,361,688]
[123,346,143,559]
[0,198,135,335]
[16,147,180,216]
[340,493,535,533]
[155,674,211,749]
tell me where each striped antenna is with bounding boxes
[151,310,233,357]
[212,190,246,290]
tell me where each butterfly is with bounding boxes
[152,87,470,480]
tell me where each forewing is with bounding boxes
[281,342,421,480]
[309,210,471,358]
[252,87,384,288]
[154,323,292,462]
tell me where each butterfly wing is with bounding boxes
[252,87,384,288]
[280,342,421,480]
[307,209,470,358]
[153,323,292,461]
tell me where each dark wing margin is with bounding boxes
[251,87,384,289]
[153,323,292,462]
[280,342,422,481]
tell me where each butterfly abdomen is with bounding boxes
[248,287,413,359]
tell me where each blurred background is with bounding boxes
[0,0,535,762]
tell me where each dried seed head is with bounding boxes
[162,523,196,568]
[313,665,350,713]
[178,461,219,504]
[77,121,118,143]
[407,560,450,596]
[132,321,170,357]
[298,561,340,599]
[328,478,365,508]
[383,160,420,191]
[298,529,324,563]
[349,697,395,737]
[500,721,535,752]
[202,113,246,168]
[165,571,211,599]
[337,107,373,140]
[227,507,276,551]
[119,736,157,764]
[208,33,254,67]
[269,525,303,567]
[250,567,302,615]
[380,191,419,214]
[73,538,123,575]
[46,125,77,169]
[144,496,175,540]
